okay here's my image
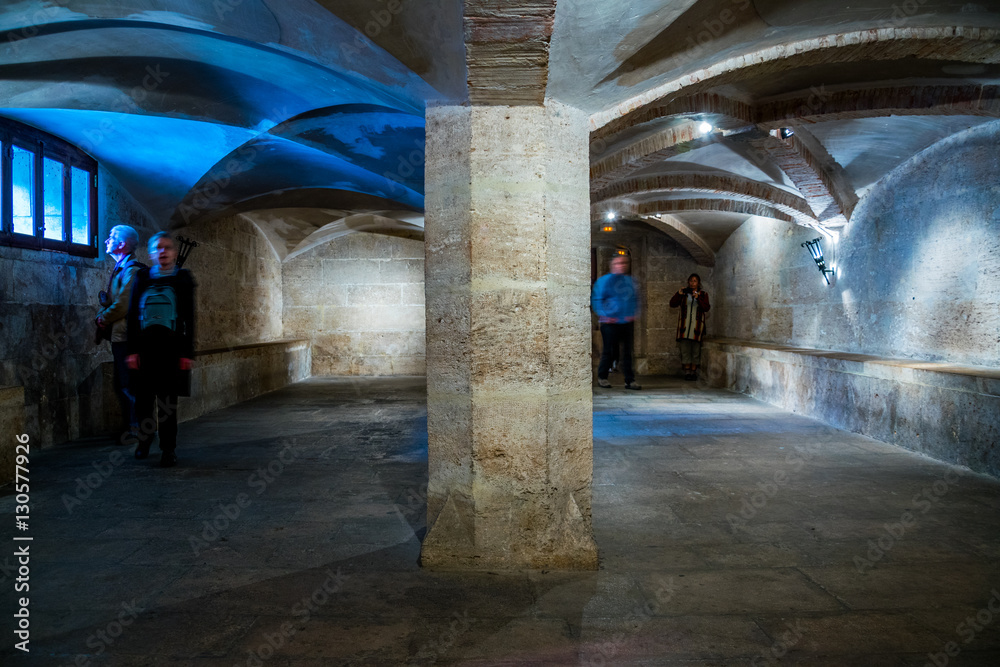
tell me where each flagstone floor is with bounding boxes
[2,376,999,666]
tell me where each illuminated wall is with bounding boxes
[180,214,284,352]
[282,232,425,376]
[712,121,1000,369]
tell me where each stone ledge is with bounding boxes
[180,340,311,423]
[706,338,1000,397]
[196,339,310,358]
[701,338,1000,478]
[98,340,312,435]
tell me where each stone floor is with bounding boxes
[2,376,1000,666]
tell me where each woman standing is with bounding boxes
[126,232,195,467]
[669,273,710,381]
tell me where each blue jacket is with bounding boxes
[591,273,637,323]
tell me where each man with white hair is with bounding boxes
[96,224,145,443]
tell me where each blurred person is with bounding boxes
[669,273,711,381]
[126,232,195,468]
[95,225,145,444]
[591,254,641,390]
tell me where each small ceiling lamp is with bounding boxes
[602,211,617,233]
[801,237,834,285]
[698,121,713,135]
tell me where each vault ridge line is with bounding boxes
[589,26,1000,133]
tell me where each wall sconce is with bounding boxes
[801,237,834,285]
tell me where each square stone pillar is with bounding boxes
[421,103,597,570]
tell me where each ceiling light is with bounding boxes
[698,122,713,135]
[602,212,616,233]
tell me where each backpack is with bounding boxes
[139,282,178,332]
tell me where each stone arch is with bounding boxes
[594,173,816,227]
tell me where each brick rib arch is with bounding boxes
[593,173,817,227]
[596,199,799,226]
[757,84,1000,130]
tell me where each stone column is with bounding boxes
[421,102,597,570]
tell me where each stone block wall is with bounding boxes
[180,214,283,350]
[282,232,425,376]
[0,168,157,446]
[712,120,1000,368]
[705,120,1000,476]
[592,219,713,376]
[0,174,288,448]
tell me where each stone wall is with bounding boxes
[712,121,1000,369]
[282,232,425,376]
[705,121,1000,476]
[0,386,25,485]
[0,175,289,448]
[0,167,158,446]
[593,220,713,376]
[180,214,283,351]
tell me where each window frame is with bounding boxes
[0,118,99,258]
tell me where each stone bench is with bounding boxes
[701,338,1000,478]
[98,339,311,432]
[179,339,311,423]
[0,386,26,485]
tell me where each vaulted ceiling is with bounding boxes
[1,1,997,262]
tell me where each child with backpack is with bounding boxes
[126,232,196,467]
